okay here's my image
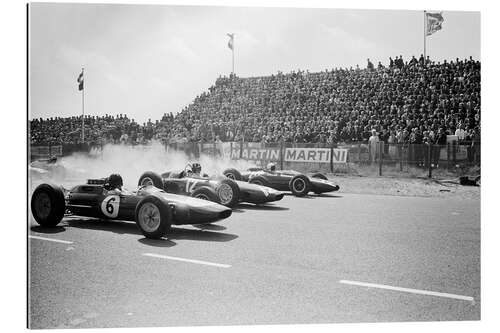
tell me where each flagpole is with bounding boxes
[81,67,85,143]
[423,11,427,62]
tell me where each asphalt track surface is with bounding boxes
[28,192,480,329]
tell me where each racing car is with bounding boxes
[30,173,232,239]
[29,156,66,178]
[29,155,86,180]
[137,163,285,207]
[222,163,340,197]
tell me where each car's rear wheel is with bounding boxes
[135,196,172,239]
[249,176,270,187]
[31,183,66,227]
[223,168,242,181]
[191,187,220,202]
[289,175,311,197]
[138,171,164,188]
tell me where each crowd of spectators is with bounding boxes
[30,54,480,149]
[30,113,175,145]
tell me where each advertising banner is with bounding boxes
[284,148,348,163]
[230,147,280,161]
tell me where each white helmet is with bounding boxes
[267,162,276,171]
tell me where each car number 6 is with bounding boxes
[101,195,120,218]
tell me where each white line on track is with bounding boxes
[143,253,231,268]
[29,235,74,245]
[339,280,474,302]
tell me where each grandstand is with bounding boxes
[30,56,480,147]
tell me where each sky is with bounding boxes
[29,3,480,123]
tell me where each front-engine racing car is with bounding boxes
[138,163,285,207]
[222,163,340,197]
[30,173,232,239]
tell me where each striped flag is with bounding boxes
[77,70,84,91]
[426,12,444,36]
[227,33,234,50]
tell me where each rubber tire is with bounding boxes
[223,168,242,181]
[216,179,240,207]
[311,172,328,180]
[289,174,311,197]
[249,176,270,187]
[134,196,172,239]
[31,183,66,227]
[191,187,220,203]
[138,171,164,189]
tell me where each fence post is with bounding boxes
[447,143,451,169]
[427,143,432,178]
[330,144,334,173]
[378,141,383,176]
[399,143,403,172]
[358,143,361,165]
[452,141,457,167]
[239,138,243,159]
[280,140,284,170]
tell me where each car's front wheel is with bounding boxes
[216,179,240,207]
[31,183,66,227]
[135,196,172,239]
[289,175,311,197]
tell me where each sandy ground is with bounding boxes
[331,174,480,201]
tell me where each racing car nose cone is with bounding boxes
[219,209,232,219]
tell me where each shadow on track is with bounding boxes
[30,225,66,234]
[138,238,176,248]
[234,203,290,211]
[63,218,238,243]
[314,193,343,198]
[283,194,314,199]
[168,227,238,242]
[193,223,227,231]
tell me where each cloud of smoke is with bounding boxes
[30,142,256,191]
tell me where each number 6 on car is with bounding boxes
[101,195,120,218]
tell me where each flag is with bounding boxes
[77,70,84,91]
[426,12,444,36]
[227,33,234,50]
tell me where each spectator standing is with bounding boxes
[367,58,374,71]
[433,127,447,167]
[368,129,380,163]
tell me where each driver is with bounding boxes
[191,162,202,176]
[266,162,277,172]
[105,173,131,195]
[184,162,202,178]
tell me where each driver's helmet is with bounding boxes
[191,162,202,175]
[267,162,276,171]
[107,173,123,190]
[185,162,201,176]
